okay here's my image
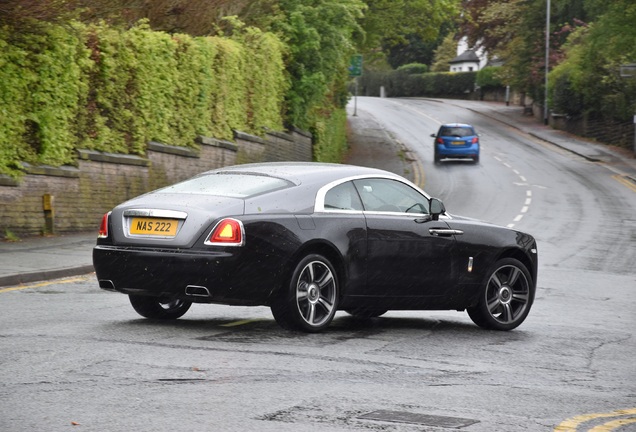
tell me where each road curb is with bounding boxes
[0,265,95,288]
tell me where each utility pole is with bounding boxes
[544,0,550,126]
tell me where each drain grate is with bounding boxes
[358,410,479,429]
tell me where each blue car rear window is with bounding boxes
[440,127,475,137]
[157,173,293,198]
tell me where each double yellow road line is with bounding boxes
[555,408,636,431]
[612,175,636,192]
[0,275,89,293]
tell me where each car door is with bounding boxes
[352,178,458,300]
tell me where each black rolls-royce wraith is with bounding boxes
[93,162,538,332]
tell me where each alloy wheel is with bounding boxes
[295,260,337,328]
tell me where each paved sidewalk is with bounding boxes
[0,232,96,287]
[1,98,635,288]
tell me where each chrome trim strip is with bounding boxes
[363,210,426,217]
[313,175,451,220]
[123,209,188,219]
[122,209,187,239]
[314,174,431,213]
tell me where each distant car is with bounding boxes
[431,123,480,163]
[93,162,537,332]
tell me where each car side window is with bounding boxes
[353,179,428,214]
[324,181,364,211]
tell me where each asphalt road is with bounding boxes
[1,97,634,432]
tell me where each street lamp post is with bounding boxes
[620,63,636,156]
[544,0,551,126]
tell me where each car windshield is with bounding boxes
[157,173,293,198]
[440,126,474,137]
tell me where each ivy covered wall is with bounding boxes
[0,20,288,179]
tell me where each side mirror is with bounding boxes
[429,198,445,221]
[430,133,436,138]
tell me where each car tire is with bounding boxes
[345,308,387,318]
[271,254,339,332]
[129,295,192,319]
[473,154,480,164]
[467,258,534,331]
[434,150,441,164]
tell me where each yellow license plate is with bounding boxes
[452,141,465,145]
[130,217,179,236]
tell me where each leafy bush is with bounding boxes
[312,108,347,163]
[396,63,428,74]
[476,66,503,89]
[549,63,583,116]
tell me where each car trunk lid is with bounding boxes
[109,193,245,248]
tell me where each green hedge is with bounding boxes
[312,108,348,163]
[358,70,477,98]
[0,23,90,173]
[0,20,289,178]
[82,21,288,154]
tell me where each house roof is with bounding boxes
[449,49,480,64]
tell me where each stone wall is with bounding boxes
[550,113,634,150]
[0,129,312,237]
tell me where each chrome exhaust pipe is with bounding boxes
[185,285,211,297]
[98,279,116,291]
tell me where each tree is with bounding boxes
[460,0,525,55]
[0,0,81,30]
[459,0,607,100]
[430,33,458,72]
[550,0,636,120]
[357,0,459,64]
[385,21,457,69]
[236,0,366,128]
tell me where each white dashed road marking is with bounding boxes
[494,156,533,229]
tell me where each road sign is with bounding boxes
[349,55,363,77]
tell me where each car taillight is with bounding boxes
[205,218,244,246]
[472,136,479,144]
[98,212,110,239]
[436,137,444,144]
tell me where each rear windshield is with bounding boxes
[440,126,475,137]
[157,173,293,198]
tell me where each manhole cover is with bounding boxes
[358,410,479,429]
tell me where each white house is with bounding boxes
[449,37,488,72]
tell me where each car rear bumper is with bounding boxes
[437,144,479,158]
[93,245,275,305]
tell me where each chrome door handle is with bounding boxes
[429,228,463,236]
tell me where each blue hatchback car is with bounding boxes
[431,123,480,164]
